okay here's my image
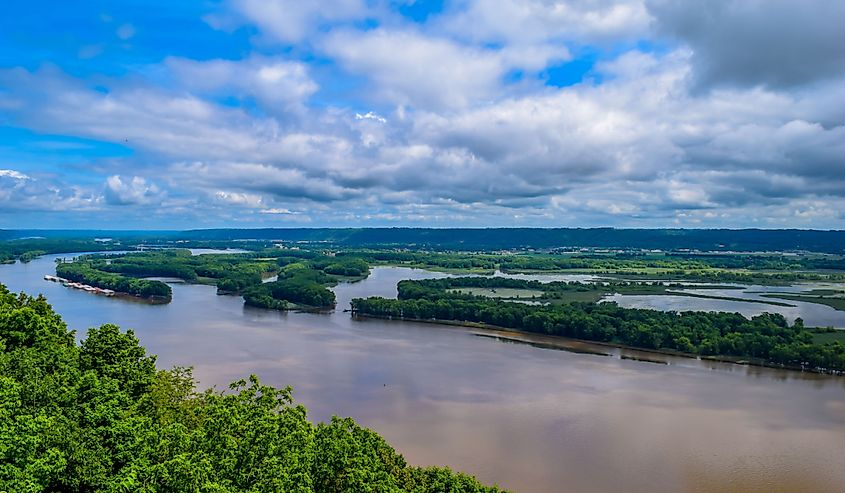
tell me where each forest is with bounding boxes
[0,238,128,262]
[4,227,845,253]
[56,261,172,299]
[0,283,503,492]
[243,267,339,309]
[170,228,845,253]
[56,249,368,309]
[352,278,845,373]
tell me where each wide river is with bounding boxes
[2,254,845,493]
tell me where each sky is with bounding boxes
[1,0,844,230]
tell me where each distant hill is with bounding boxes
[3,228,844,253]
[178,228,845,253]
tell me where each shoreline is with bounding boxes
[351,312,843,376]
[45,275,171,304]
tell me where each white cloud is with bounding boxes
[213,191,265,208]
[104,175,163,205]
[439,0,651,45]
[224,0,370,43]
[0,170,101,214]
[355,111,386,123]
[324,28,523,109]
[165,56,318,114]
[0,169,30,180]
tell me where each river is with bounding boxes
[2,254,845,493]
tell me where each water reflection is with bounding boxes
[1,257,844,493]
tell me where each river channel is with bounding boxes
[1,254,844,493]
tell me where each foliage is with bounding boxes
[18,251,47,264]
[55,250,349,310]
[0,283,504,492]
[56,262,172,299]
[88,251,277,295]
[0,238,129,260]
[353,278,845,373]
[244,268,337,309]
[310,257,369,277]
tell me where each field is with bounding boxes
[449,287,547,299]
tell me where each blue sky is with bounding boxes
[1,0,844,229]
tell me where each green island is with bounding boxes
[50,249,368,309]
[57,261,173,301]
[0,283,504,492]
[351,277,845,373]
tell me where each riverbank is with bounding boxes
[351,312,844,376]
[44,274,171,304]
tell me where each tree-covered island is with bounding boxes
[351,277,845,373]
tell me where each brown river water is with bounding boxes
[2,254,844,493]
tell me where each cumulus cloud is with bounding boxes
[165,56,318,114]
[0,169,100,213]
[220,0,370,43]
[355,111,386,123]
[104,176,163,206]
[323,28,516,109]
[440,0,651,45]
[212,190,266,208]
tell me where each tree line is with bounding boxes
[352,278,845,373]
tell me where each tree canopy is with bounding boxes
[0,283,503,492]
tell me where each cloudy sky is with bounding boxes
[1,0,844,229]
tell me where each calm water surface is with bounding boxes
[2,255,845,493]
[605,282,845,329]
